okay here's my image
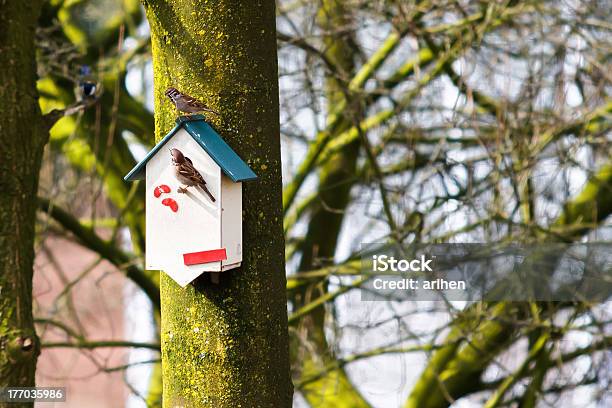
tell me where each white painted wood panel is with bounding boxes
[145,129,222,286]
[221,177,242,270]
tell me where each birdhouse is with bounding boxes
[124,115,257,286]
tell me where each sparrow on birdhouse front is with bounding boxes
[170,148,216,202]
[165,87,220,117]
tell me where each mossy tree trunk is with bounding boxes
[141,1,292,407]
[0,1,45,404]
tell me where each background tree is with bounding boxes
[279,1,611,407]
[0,0,46,400]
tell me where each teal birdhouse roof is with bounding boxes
[124,115,258,183]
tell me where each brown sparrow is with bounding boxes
[165,87,220,116]
[170,148,216,202]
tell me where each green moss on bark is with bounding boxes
[0,1,45,405]
[142,1,292,406]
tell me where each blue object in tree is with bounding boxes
[77,65,97,99]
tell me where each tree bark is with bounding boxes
[0,1,45,405]
[142,1,292,406]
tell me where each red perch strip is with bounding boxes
[183,248,227,265]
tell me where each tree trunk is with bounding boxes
[142,1,292,406]
[0,1,45,405]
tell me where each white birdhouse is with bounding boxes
[124,115,257,287]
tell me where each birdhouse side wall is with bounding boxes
[221,177,242,270]
[146,129,223,285]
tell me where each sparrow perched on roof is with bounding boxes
[170,148,216,202]
[165,87,220,116]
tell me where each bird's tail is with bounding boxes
[204,107,220,116]
[201,184,216,202]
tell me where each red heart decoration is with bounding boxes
[162,198,178,212]
[154,184,171,198]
